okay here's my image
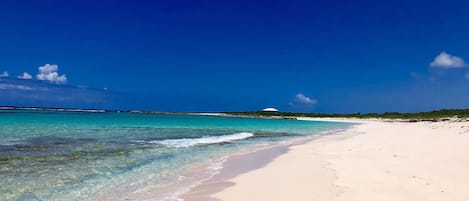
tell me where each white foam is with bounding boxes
[151,132,254,148]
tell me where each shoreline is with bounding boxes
[177,136,313,201]
[180,144,292,201]
[181,120,359,201]
[182,118,469,201]
[119,124,350,201]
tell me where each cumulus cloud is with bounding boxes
[18,72,32,79]
[289,93,317,110]
[36,64,67,84]
[294,93,317,105]
[288,93,316,107]
[38,64,58,74]
[0,71,8,77]
[430,52,466,68]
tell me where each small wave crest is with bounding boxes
[150,132,254,148]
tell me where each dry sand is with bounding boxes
[183,118,469,201]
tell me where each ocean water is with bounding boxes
[0,110,351,200]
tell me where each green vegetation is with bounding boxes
[226,109,469,120]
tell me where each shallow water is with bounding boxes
[0,110,350,200]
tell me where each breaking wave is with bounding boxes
[150,132,254,148]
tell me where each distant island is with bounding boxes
[225,109,469,121]
[1,105,469,121]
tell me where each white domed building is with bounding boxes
[262,108,279,112]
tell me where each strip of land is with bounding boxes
[183,118,469,201]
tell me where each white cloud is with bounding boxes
[18,72,32,79]
[465,73,469,80]
[36,64,67,84]
[0,83,49,91]
[295,93,317,104]
[38,64,58,74]
[430,52,466,68]
[0,71,8,77]
[0,83,34,90]
[291,93,317,105]
[37,72,67,83]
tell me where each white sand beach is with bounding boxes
[184,118,469,201]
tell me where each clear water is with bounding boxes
[0,110,351,200]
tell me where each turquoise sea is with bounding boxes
[0,110,350,200]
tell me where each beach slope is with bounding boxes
[191,120,469,201]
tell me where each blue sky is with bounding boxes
[1,0,469,112]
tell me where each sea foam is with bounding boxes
[151,132,254,148]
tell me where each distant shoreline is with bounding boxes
[2,105,469,121]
